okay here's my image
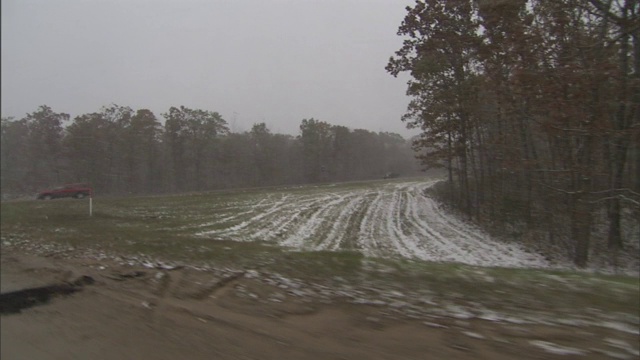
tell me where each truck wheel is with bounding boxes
[43,195,52,200]
[75,193,85,199]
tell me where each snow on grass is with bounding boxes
[192,179,551,268]
[605,338,640,357]
[317,194,369,251]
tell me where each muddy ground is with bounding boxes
[1,247,638,360]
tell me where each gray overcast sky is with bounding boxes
[1,0,417,137]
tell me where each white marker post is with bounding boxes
[89,196,93,216]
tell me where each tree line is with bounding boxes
[387,0,639,267]
[1,105,419,197]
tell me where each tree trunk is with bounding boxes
[572,195,592,267]
[608,137,628,249]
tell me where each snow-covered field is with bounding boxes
[194,179,548,268]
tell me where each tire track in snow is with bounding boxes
[351,181,547,267]
[192,179,548,268]
[249,195,327,241]
[423,199,543,267]
[384,187,414,258]
[357,190,385,256]
[251,194,343,243]
[196,194,290,237]
[316,193,369,251]
[393,181,478,263]
[405,191,465,262]
[384,186,447,261]
[401,191,456,261]
[399,182,546,267]
[356,184,431,259]
[279,193,355,249]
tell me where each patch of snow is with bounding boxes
[529,340,587,356]
[605,338,640,356]
[462,331,485,339]
[441,304,475,319]
[244,270,260,279]
[600,321,640,335]
[423,321,448,329]
[351,298,386,306]
[477,309,504,322]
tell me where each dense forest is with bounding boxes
[1,105,419,197]
[387,0,639,266]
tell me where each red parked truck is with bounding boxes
[36,183,93,200]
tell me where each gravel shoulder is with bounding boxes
[2,247,638,360]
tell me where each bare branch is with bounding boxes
[586,0,624,24]
[590,188,640,197]
[589,195,640,207]
[536,181,580,195]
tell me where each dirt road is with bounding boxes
[1,248,638,360]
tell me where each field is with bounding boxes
[1,177,639,359]
[2,177,547,267]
